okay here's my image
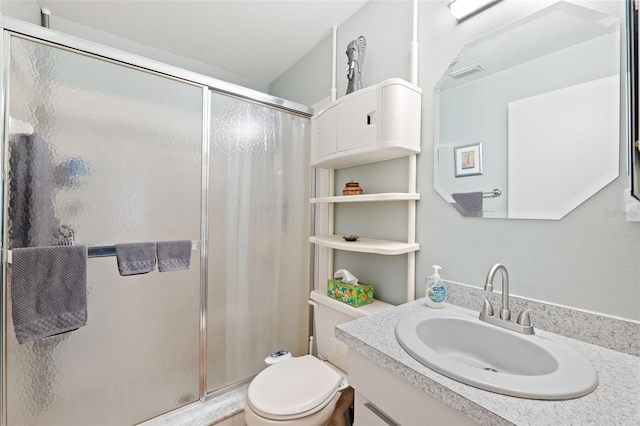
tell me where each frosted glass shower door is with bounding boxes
[4,36,203,425]
[207,92,310,392]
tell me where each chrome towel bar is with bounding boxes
[3,240,203,264]
[483,188,502,198]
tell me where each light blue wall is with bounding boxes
[270,0,640,319]
[270,0,413,105]
[269,34,334,107]
[0,1,268,92]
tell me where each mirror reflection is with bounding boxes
[434,1,621,219]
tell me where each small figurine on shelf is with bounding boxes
[346,36,367,95]
[343,180,363,196]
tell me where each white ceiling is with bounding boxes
[38,0,369,85]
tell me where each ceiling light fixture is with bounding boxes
[448,0,503,22]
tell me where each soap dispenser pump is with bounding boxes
[425,265,446,308]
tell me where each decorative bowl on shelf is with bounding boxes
[343,235,359,242]
[342,180,363,196]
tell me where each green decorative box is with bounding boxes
[327,279,374,307]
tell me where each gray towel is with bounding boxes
[451,192,484,218]
[157,240,192,272]
[11,245,88,344]
[115,242,156,276]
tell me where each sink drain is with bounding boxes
[483,367,498,373]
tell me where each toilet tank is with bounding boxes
[310,290,393,372]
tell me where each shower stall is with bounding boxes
[0,18,311,426]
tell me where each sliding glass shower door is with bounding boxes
[206,93,310,392]
[3,35,204,425]
[2,28,312,426]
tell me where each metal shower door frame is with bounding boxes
[0,16,312,426]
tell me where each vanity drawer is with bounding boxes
[348,349,478,426]
[354,392,397,426]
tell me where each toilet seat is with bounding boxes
[247,355,342,421]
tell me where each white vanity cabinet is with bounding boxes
[309,79,422,301]
[349,350,478,426]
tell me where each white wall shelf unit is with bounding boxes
[310,235,420,255]
[310,78,421,302]
[310,193,420,204]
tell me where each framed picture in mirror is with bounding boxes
[454,142,483,177]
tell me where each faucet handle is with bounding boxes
[480,297,494,316]
[516,309,535,327]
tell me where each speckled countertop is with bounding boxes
[336,299,640,426]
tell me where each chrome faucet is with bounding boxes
[485,263,511,320]
[479,263,535,335]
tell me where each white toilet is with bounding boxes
[244,289,393,426]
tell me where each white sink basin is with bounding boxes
[395,306,598,400]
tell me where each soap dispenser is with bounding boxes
[425,265,446,308]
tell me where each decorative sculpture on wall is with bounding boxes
[346,36,367,95]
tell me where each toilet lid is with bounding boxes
[248,355,342,419]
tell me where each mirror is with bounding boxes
[434,2,621,219]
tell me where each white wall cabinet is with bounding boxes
[311,79,422,169]
[310,78,422,302]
